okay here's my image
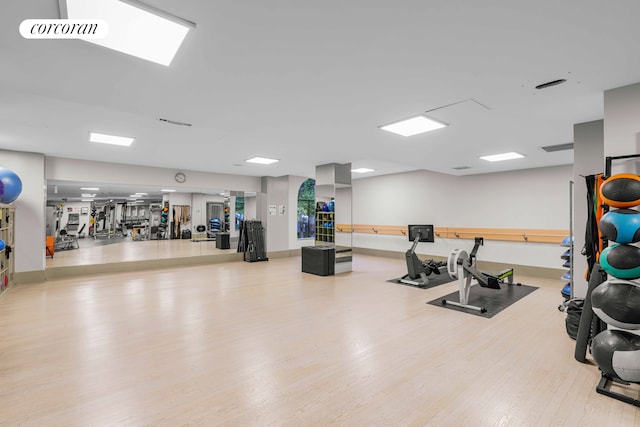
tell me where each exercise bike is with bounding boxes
[443,237,518,313]
[399,224,446,287]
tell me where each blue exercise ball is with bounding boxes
[0,167,22,203]
[591,279,640,329]
[600,209,640,244]
[600,244,640,279]
[591,329,640,383]
[0,239,5,251]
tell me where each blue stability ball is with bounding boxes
[0,167,22,203]
[0,239,5,251]
[600,244,640,279]
[591,279,640,329]
[591,329,640,383]
[600,209,640,244]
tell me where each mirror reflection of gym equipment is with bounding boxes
[89,201,119,239]
[206,201,229,238]
[45,181,257,268]
[49,205,81,251]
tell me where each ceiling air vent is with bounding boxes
[158,118,193,127]
[541,143,574,152]
[452,166,471,170]
[535,79,567,90]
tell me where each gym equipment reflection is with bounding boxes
[46,181,256,268]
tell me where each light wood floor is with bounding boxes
[46,237,237,268]
[2,255,639,426]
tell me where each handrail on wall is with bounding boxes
[335,224,568,244]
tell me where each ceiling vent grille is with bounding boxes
[541,143,574,152]
[452,166,471,170]
[158,118,193,127]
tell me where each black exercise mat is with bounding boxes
[387,270,454,289]
[426,283,538,318]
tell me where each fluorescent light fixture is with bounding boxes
[161,189,176,192]
[61,0,194,66]
[479,152,525,162]
[81,193,96,198]
[379,115,447,137]
[81,199,94,202]
[352,168,375,174]
[90,132,134,147]
[81,187,99,191]
[134,192,148,196]
[245,157,279,165]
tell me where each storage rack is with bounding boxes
[315,211,334,244]
[594,154,640,407]
[0,203,16,298]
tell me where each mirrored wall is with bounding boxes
[46,180,257,268]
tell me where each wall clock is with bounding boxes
[175,172,186,183]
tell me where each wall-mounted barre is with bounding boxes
[335,224,569,244]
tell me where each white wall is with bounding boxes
[245,196,257,221]
[352,165,573,269]
[604,82,640,172]
[264,176,290,252]
[45,157,262,193]
[1,149,46,273]
[573,120,604,297]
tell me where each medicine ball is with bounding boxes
[600,174,640,208]
[600,243,640,279]
[591,329,640,383]
[600,209,640,243]
[591,279,640,329]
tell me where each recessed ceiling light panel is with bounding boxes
[62,0,193,66]
[479,152,525,162]
[352,168,375,173]
[379,115,447,137]
[90,131,134,146]
[245,157,279,165]
[80,187,100,191]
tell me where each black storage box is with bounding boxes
[302,246,335,276]
[216,232,230,249]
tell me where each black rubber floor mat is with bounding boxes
[426,283,538,318]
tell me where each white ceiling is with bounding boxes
[3,0,640,200]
